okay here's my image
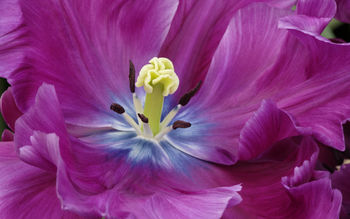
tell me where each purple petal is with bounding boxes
[0,0,21,36]
[12,83,100,217]
[168,99,307,165]
[125,185,242,219]
[159,0,258,103]
[238,100,309,160]
[14,83,69,171]
[332,163,350,217]
[280,131,342,218]
[59,166,242,218]
[284,178,342,218]
[0,87,22,131]
[160,0,299,106]
[277,18,350,151]
[0,0,25,78]
[11,82,241,217]
[281,144,319,188]
[1,129,13,141]
[279,137,341,219]
[55,135,243,217]
[0,141,83,218]
[165,3,298,164]
[335,0,350,23]
[265,0,297,8]
[197,0,350,152]
[224,136,341,218]
[188,3,290,108]
[279,15,331,36]
[18,131,59,172]
[296,0,336,19]
[9,0,178,129]
[278,0,336,35]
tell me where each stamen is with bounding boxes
[155,120,191,141]
[160,104,181,129]
[172,120,191,129]
[138,113,152,137]
[178,81,202,106]
[138,113,148,123]
[110,103,125,114]
[160,82,201,129]
[129,60,143,126]
[110,103,141,135]
[129,60,136,93]
[133,93,143,126]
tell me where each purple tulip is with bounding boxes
[0,0,348,218]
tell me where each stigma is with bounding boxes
[110,57,200,141]
[135,57,179,96]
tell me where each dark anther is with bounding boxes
[172,120,191,129]
[110,103,125,114]
[138,113,149,123]
[178,81,202,106]
[129,60,136,93]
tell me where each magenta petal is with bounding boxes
[169,99,307,165]
[273,145,342,218]
[12,84,99,217]
[159,0,253,100]
[0,141,82,218]
[160,0,298,103]
[1,129,13,141]
[129,185,242,219]
[224,136,341,218]
[296,0,336,19]
[0,87,22,131]
[224,136,317,217]
[265,0,297,8]
[335,0,350,23]
[18,131,59,172]
[57,147,242,218]
[332,164,350,217]
[15,83,69,171]
[165,3,298,164]
[192,3,290,107]
[282,137,341,218]
[10,0,178,128]
[284,178,342,218]
[277,21,350,151]
[0,0,25,78]
[0,0,21,36]
[281,157,318,188]
[278,0,336,35]
[281,139,319,188]
[53,127,242,217]
[11,82,242,217]
[238,100,308,160]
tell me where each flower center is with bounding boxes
[110,57,201,140]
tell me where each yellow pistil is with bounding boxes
[136,57,179,135]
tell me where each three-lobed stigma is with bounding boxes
[136,57,179,96]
